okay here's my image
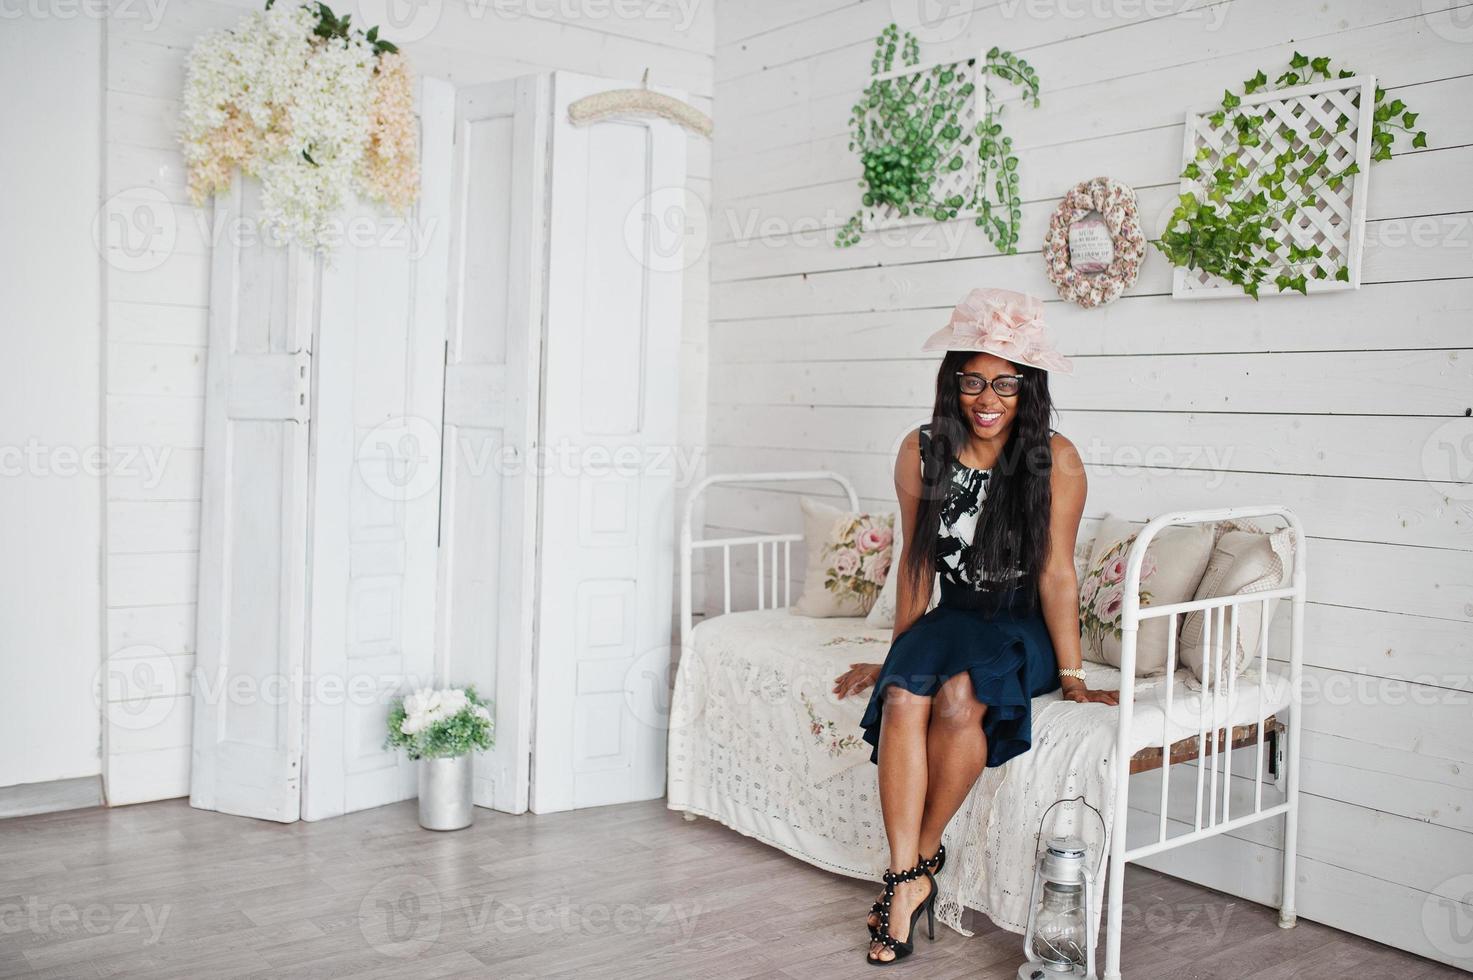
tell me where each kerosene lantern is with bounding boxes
[1017,835,1097,979]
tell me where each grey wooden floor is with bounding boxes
[0,797,1459,979]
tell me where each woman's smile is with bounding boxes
[972,409,1003,429]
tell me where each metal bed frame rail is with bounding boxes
[1103,504,1305,980]
[679,470,859,651]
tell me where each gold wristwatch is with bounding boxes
[1058,667,1086,681]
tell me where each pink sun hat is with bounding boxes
[920,287,1075,374]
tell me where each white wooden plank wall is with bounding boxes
[100,0,713,805]
[0,18,105,793]
[708,0,1472,966]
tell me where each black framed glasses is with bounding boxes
[955,371,1023,397]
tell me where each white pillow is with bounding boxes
[789,497,895,618]
[1078,514,1215,675]
[864,511,940,628]
[1179,520,1295,682]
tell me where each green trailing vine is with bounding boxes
[976,46,1038,252]
[1155,52,1427,299]
[836,24,1039,253]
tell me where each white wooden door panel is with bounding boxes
[191,178,313,824]
[436,76,546,814]
[532,72,686,813]
[300,78,454,822]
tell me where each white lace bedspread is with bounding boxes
[666,607,1292,942]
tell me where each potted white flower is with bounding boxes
[385,686,494,830]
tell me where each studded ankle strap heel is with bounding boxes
[865,861,937,966]
[867,844,945,941]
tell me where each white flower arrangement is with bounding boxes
[386,686,494,760]
[179,0,419,252]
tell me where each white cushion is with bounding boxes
[863,511,942,628]
[1180,521,1295,682]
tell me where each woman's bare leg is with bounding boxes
[877,684,930,871]
[918,671,989,863]
[869,685,937,962]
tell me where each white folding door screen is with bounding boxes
[192,76,543,822]
[191,78,456,823]
[295,80,454,823]
[192,71,682,822]
[530,74,686,813]
[434,77,547,815]
[190,187,316,823]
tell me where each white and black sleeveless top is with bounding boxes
[919,423,1054,589]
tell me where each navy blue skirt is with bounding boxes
[859,580,1062,768]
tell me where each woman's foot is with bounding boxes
[867,869,935,964]
[867,843,944,936]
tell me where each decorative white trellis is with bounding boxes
[853,53,987,232]
[1172,74,1376,300]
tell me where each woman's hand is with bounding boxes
[833,663,881,699]
[1061,683,1119,706]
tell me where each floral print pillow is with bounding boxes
[1078,515,1216,676]
[1079,536,1158,655]
[791,498,895,618]
[824,513,894,611]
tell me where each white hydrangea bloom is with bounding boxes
[179,2,402,251]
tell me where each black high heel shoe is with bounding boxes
[867,843,944,940]
[866,862,936,966]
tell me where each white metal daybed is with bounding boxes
[668,471,1305,980]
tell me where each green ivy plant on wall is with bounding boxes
[1155,52,1428,299]
[835,24,1040,253]
[975,47,1038,252]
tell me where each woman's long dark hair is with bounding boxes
[900,350,1058,616]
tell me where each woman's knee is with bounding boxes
[880,684,931,728]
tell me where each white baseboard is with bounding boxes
[0,775,104,819]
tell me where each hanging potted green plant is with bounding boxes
[835,24,1039,254]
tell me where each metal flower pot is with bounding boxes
[418,753,473,831]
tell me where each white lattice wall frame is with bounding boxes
[1172,74,1376,300]
[855,53,987,233]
